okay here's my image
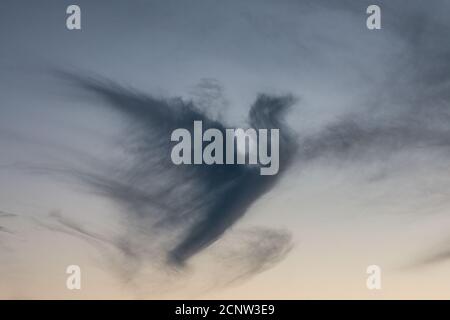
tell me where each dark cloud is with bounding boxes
[41,70,297,283]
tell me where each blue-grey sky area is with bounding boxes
[1,0,450,299]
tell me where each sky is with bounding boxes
[1,0,450,299]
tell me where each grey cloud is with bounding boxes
[0,210,17,218]
[42,70,297,283]
[0,210,17,236]
[413,251,450,269]
[209,227,293,287]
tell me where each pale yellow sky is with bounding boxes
[2,156,450,299]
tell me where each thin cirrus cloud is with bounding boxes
[36,70,298,285]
